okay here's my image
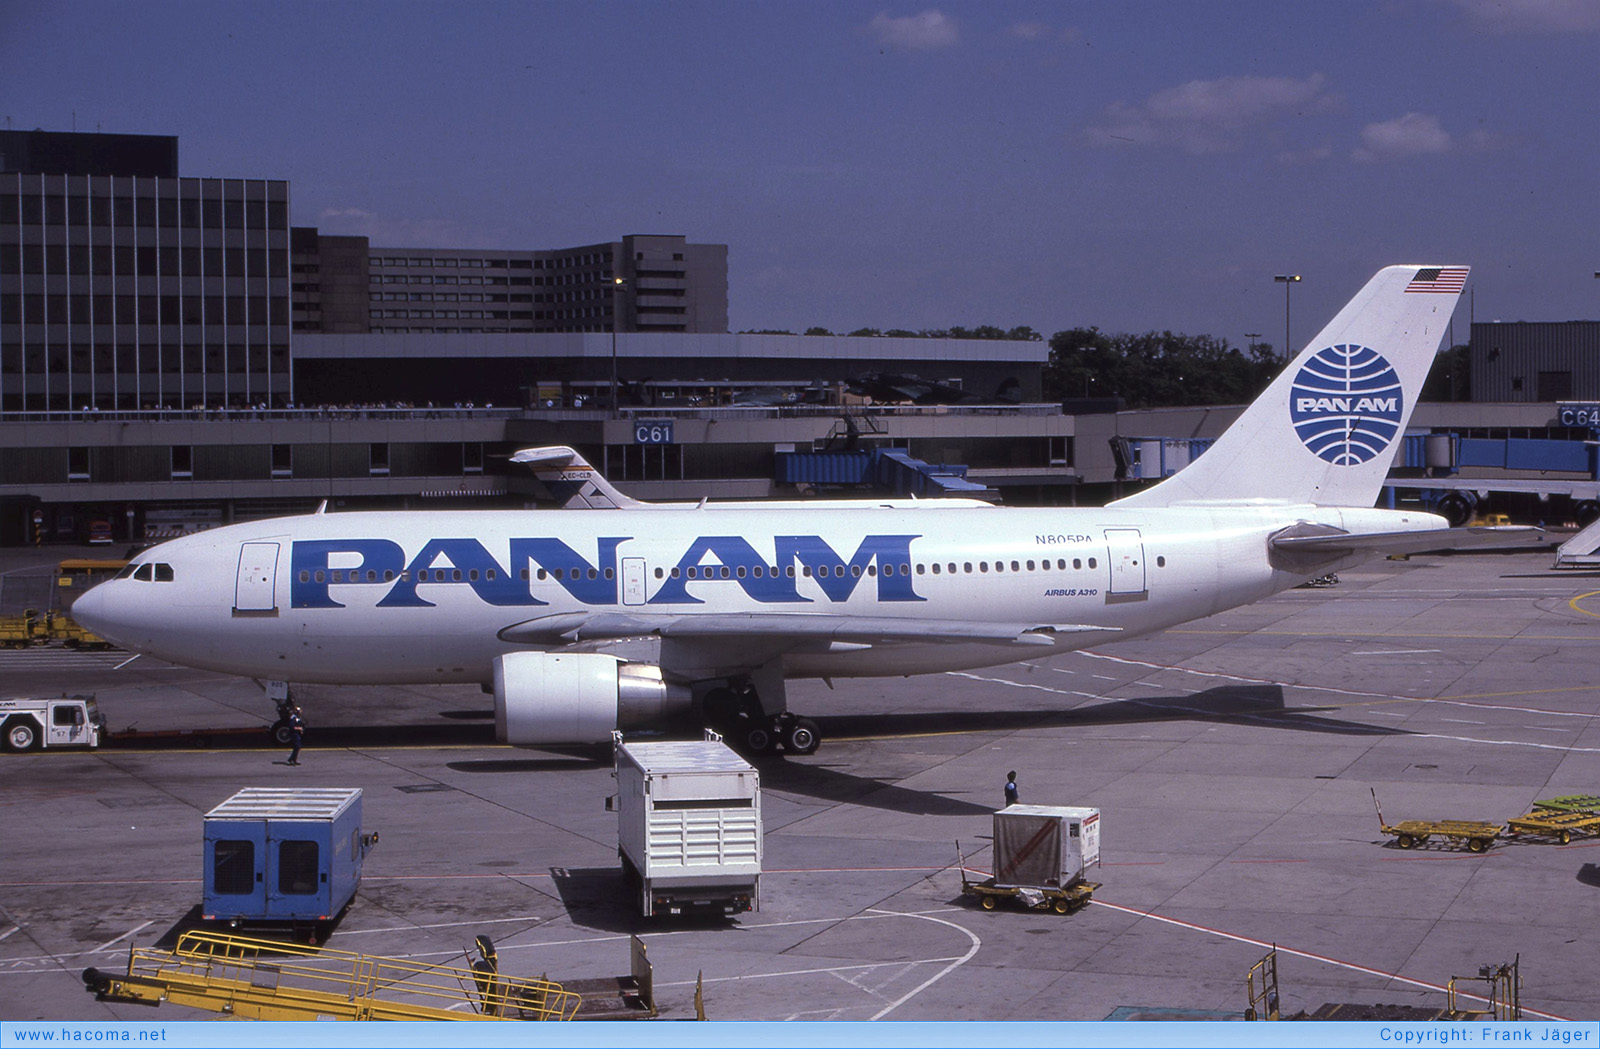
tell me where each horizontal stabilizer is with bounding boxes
[1271,525,1552,558]
[499,611,1114,647]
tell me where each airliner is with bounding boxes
[73,265,1480,756]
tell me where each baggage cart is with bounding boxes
[1372,789,1501,852]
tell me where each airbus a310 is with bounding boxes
[74,265,1478,755]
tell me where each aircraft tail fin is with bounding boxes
[510,446,646,509]
[1111,265,1467,509]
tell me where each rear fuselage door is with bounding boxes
[1104,528,1148,595]
[234,542,280,613]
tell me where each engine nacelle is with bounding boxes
[493,652,694,745]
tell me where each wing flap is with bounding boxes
[499,612,1112,647]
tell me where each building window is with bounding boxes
[68,447,91,482]
[370,443,390,476]
[171,445,193,480]
[272,444,292,478]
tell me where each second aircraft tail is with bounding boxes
[1112,265,1468,509]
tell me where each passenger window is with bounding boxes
[1157,556,1166,567]
[134,563,154,581]
[654,568,664,579]
[932,563,941,575]
[1027,560,1036,571]
[1088,558,1098,569]
[213,840,255,896]
[1011,561,1020,572]
[979,562,988,573]
[1073,558,1082,570]
[154,563,174,582]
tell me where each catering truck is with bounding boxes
[613,731,762,917]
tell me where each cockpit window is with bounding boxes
[154,563,174,582]
[115,563,139,580]
[134,563,154,582]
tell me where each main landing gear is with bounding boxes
[701,686,820,756]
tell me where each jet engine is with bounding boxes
[492,652,694,745]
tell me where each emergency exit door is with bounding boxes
[621,557,647,606]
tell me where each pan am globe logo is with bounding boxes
[1289,344,1403,465]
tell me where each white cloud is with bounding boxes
[868,10,959,50]
[1085,74,1338,154]
[1010,21,1083,43]
[1448,0,1600,33]
[1352,112,1454,162]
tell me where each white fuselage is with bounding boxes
[72,501,1441,687]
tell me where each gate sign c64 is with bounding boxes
[1557,404,1600,428]
[634,420,675,445]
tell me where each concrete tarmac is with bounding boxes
[2,544,1598,1022]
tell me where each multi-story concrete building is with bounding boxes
[292,230,727,336]
[1,130,292,411]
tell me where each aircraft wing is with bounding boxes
[499,612,1113,647]
[1270,525,1553,558]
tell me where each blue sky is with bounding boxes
[4,1,1597,348]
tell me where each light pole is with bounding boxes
[1245,332,1262,356]
[1273,275,1301,358]
[609,277,626,419]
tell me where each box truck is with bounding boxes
[613,731,761,917]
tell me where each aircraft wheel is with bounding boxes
[270,719,294,745]
[5,719,40,752]
[784,717,821,756]
[1576,501,1600,527]
[745,725,774,753]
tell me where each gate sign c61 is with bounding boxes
[1558,404,1600,428]
[634,420,675,445]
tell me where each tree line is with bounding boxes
[739,325,1472,406]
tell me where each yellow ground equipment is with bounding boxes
[1371,789,1501,852]
[1249,947,1521,1021]
[955,841,1099,914]
[1245,946,1281,1021]
[83,930,581,1021]
[1505,794,1600,845]
[0,609,43,649]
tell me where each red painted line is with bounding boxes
[1228,858,1309,864]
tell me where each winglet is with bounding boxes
[510,446,646,509]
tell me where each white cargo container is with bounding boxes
[992,804,1100,889]
[613,731,761,917]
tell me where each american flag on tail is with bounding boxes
[1404,267,1468,293]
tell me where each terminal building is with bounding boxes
[5,129,1600,547]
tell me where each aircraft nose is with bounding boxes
[70,584,110,635]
